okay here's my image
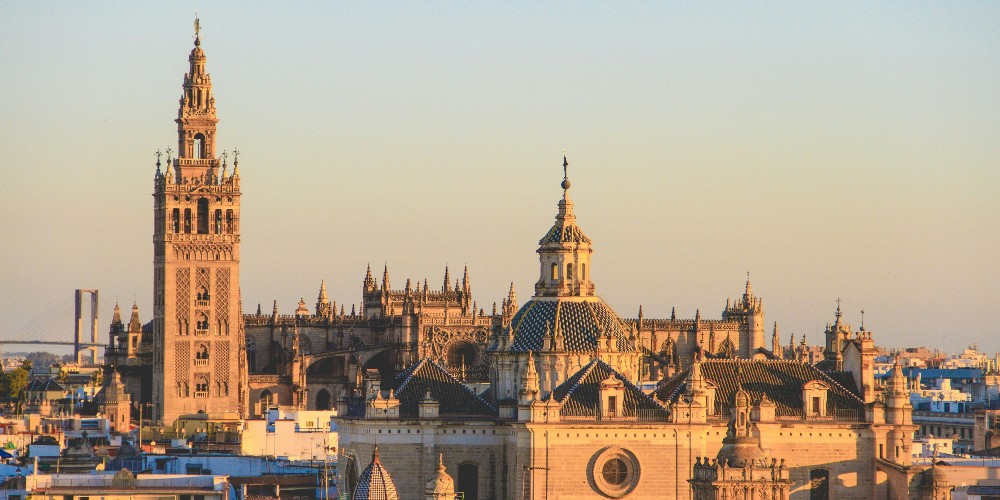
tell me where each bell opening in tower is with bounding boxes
[193,133,205,159]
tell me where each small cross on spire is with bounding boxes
[560,152,571,191]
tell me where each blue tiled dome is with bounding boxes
[506,298,634,353]
[353,447,398,500]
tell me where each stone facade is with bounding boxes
[149,31,246,424]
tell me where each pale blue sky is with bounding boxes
[1,2,998,354]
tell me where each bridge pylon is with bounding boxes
[75,289,99,365]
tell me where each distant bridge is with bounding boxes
[1,289,108,365]
[0,341,105,348]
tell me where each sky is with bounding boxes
[1,2,998,355]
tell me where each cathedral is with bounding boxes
[103,24,949,500]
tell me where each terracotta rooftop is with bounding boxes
[393,359,496,418]
[546,359,668,418]
[658,359,866,417]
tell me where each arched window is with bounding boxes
[214,209,222,234]
[195,344,209,366]
[226,210,234,234]
[566,263,574,282]
[316,389,332,411]
[550,263,559,281]
[193,133,205,159]
[259,390,275,413]
[197,198,209,234]
[172,208,180,233]
[184,209,192,233]
[809,469,829,500]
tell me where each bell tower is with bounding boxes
[152,19,246,424]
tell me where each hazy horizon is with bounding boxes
[1,3,997,356]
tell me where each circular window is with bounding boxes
[589,447,639,498]
[602,458,628,485]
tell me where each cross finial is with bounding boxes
[233,148,239,164]
[220,151,227,166]
[155,150,162,165]
[835,298,842,319]
[860,309,865,330]
[166,147,173,161]
[561,151,571,191]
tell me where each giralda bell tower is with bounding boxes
[152,19,246,424]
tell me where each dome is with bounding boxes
[716,434,764,468]
[424,454,456,498]
[505,298,635,353]
[353,447,399,500]
[918,465,949,489]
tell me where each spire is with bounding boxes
[128,301,142,332]
[771,321,780,356]
[561,154,571,194]
[316,280,331,317]
[232,148,240,178]
[744,271,752,298]
[176,15,218,162]
[318,280,329,302]
[443,266,451,292]
[164,148,174,182]
[534,155,594,297]
[363,264,375,291]
[111,302,123,325]
[462,265,470,293]
[382,264,390,291]
[507,282,517,306]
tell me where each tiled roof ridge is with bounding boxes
[808,366,866,404]
[510,300,539,337]
[396,358,497,412]
[394,358,429,395]
[553,359,668,411]
[550,358,600,404]
[715,359,866,405]
[696,358,865,404]
[584,301,602,340]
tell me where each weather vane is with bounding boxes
[194,14,201,40]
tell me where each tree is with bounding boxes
[0,368,29,399]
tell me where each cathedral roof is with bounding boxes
[353,447,399,500]
[393,359,496,418]
[504,298,635,353]
[657,359,865,417]
[545,359,668,418]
